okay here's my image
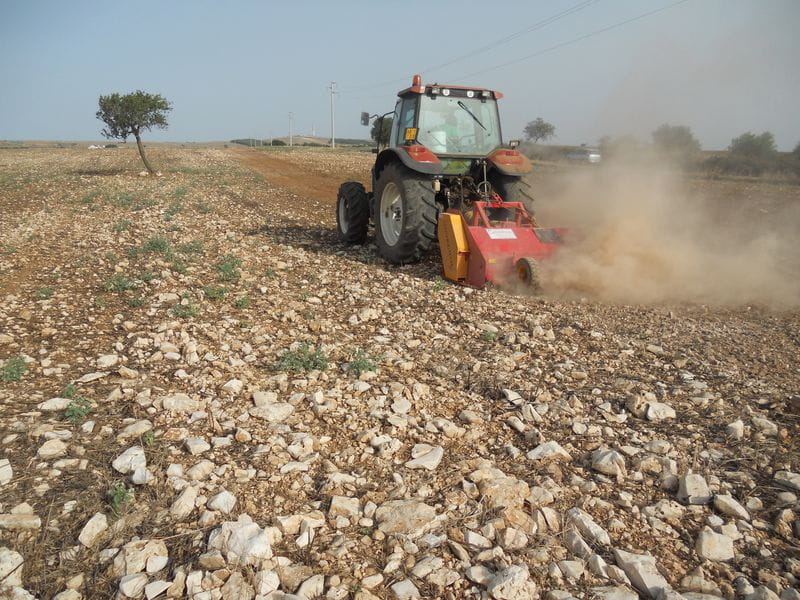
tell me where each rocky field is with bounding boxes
[0,145,798,600]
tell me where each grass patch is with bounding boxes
[480,330,497,343]
[432,277,447,291]
[203,285,227,301]
[177,240,203,255]
[107,483,134,515]
[216,255,241,282]
[276,343,328,373]
[141,235,171,255]
[173,185,188,199]
[113,219,131,232]
[164,201,183,220]
[127,296,145,308]
[195,200,212,214]
[170,258,187,274]
[1,356,26,382]
[171,302,198,318]
[348,349,377,376]
[104,274,137,293]
[234,295,250,309]
[35,287,53,300]
[139,270,157,283]
[81,190,103,205]
[113,192,134,208]
[64,396,91,424]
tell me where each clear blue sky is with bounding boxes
[1,0,799,150]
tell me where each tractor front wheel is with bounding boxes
[336,181,369,245]
[374,163,437,264]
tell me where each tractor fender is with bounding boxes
[374,147,443,180]
[486,148,533,176]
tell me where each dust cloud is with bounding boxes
[531,160,800,308]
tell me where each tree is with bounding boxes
[652,124,701,161]
[523,118,555,144]
[728,131,777,160]
[96,91,172,175]
[370,116,393,145]
[793,141,800,160]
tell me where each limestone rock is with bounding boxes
[695,527,734,561]
[375,500,436,536]
[112,446,146,475]
[486,565,538,600]
[613,549,670,598]
[78,512,108,547]
[207,515,274,565]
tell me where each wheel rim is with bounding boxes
[338,197,348,233]
[380,182,402,246]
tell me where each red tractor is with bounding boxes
[336,74,565,289]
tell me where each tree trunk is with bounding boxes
[134,131,155,175]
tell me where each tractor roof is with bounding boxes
[398,74,504,99]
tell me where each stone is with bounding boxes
[186,459,215,481]
[559,560,585,579]
[117,419,153,441]
[695,527,734,561]
[208,489,237,514]
[713,494,750,521]
[646,402,676,422]
[112,446,146,475]
[161,393,200,413]
[38,397,71,411]
[405,445,444,470]
[97,354,119,369]
[565,508,611,546]
[170,486,198,520]
[119,573,148,598]
[254,570,280,595]
[144,580,171,600]
[38,439,67,459]
[297,574,325,598]
[329,496,360,518]
[207,515,274,565]
[591,586,639,600]
[390,579,420,599]
[613,549,670,598]
[466,565,494,585]
[375,500,436,536]
[0,511,40,530]
[78,512,108,547]
[752,417,778,436]
[112,539,169,576]
[775,471,800,492]
[0,458,12,485]
[486,565,538,599]
[725,420,744,439]
[184,438,210,455]
[0,546,24,587]
[249,403,294,422]
[678,474,712,504]
[527,440,571,461]
[220,571,254,599]
[221,378,243,395]
[592,449,627,478]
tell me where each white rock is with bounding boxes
[0,459,13,486]
[527,440,571,461]
[486,565,538,600]
[725,419,744,439]
[405,445,444,470]
[144,580,171,600]
[751,417,778,436]
[119,573,148,598]
[466,565,494,585]
[591,586,639,600]
[207,515,274,565]
[184,438,210,455]
[0,514,41,530]
[376,500,437,536]
[646,402,676,422]
[116,419,153,441]
[221,378,243,395]
[297,574,325,598]
[713,495,749,521]
[249,403,294,422]
[97,354,119,369]
[78,512,108,547]
[592,449,627,478]
[38,439,67,459]
[37,397,71,411]
[208,489,237,514]
[170,486,198,520]
[186,459,215,481]
[565,508,611,546]
[112,446,146,475]
[775,471,800,492]
[161,393,200,413]
[254,570,280,595]
[390,579,420,599]
[695,527,734,561]
[559,559,585,579]
[678,474,712,504]
[113,539,169,576]
[613,549,670,598]
[0,546,24,587]
[252,391,278,406]
[329,496,360,518]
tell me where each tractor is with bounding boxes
[336,74,566,289]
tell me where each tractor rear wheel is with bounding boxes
[374,162,437,264]
[515,257,541,291]
[336,181,369,245]
[490,173,535,216]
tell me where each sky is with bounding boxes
[1,0,799,150]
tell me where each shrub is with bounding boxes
[104,274,137,293]
[203,285,227,301]
[1,356,26,382]
[141,235,171,254]
[107,483,133,515]
[217,255,241,282]
[64,396,91,424]
[348,349,377,376]
[276,343,328,372]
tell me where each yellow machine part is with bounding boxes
[438,212,470,282]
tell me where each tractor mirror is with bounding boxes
[509,139,521,149]
[360,112,370,126]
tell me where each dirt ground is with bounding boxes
[0,145,798,600]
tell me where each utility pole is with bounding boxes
[327,81,337,149]
[288,112,293,147]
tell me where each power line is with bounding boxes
[450,0,691,84]
[338,0,599,94]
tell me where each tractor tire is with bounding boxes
[515,257,541,291]
[490,173,536,216]
[374,162,437,264]
[336,181,369,245]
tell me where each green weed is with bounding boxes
[348,349,377,376]
[104,274,137,293]
[203,285,227,301]
[35,287,53,300]
[177,240,203,255]
[171,302,198,318]
[234,295,250,309]
[1,356,26,382]
[107,483,133,515]
[141,235,171,255]
[217,255,241,282]
[113,219,131,232]
[127,296,145,308]
[480,330,497,343]
[276,343,328,373]
[64,396,91,424]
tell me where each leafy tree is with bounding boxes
[370,116,393,145]
[728,131,777,160]
[523,118,556,144]
[96,91,172,175]
[652,124,701,161]
[793,141,800,160]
